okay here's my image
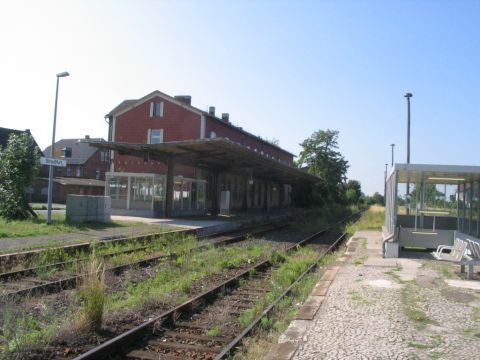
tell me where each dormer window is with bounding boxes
[150,101,164,117]
[61,147,72,158]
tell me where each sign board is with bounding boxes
[40,157,67,167]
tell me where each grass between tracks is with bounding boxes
[0,234,271,354]
[232,247,339,360]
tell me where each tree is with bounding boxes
[0,132,40,219]
[296,129,349,204]
[343,179,362,205]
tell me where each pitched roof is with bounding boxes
[43,138,105,165]
[106,90,295,157]
[0,127,43,156]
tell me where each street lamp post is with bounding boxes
[405,92,412,214]
[384,163,388,203]
[47,71,69,224]
[390,143,395,166]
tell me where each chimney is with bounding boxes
[85,135,90,140]
[221,113,230,122]
[208,106,215,116]
[174,95,192,106]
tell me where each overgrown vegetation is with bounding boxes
[0,132,39,220]
[106,242,268,311]
[345,205,384,234]
[77,254,106,331]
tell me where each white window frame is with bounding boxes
[150,101,164,117]
[148,129,164,144]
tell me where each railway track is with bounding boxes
[73,212,359,360]
[0,222,289,301]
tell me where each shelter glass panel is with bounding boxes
[472,182,479,237]
[174,180,182,211]
[107,176,128,209]
[197,182,206,210]
[130,177,153,210]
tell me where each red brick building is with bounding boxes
[34,137,110,203]
[103,90,306,217]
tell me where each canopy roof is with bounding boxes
[392,163,480,184]
[90,138,318,184]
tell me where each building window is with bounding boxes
[148,129,164,144]
[66,167,72,176]
[150,101,164,117]
[96,169,100,180]
[100,151,109,162]
[61,147,72,158]
[210,131,216,139]
[76,168,81,177]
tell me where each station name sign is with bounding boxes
[40,157,67,167]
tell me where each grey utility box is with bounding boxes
[66,195,111,223]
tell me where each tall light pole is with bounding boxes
[384,163,388,203]
[390,143,395,166]
[405,92,412,214]
[47,71,70,224]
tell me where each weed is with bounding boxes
[354,255,368,266]
[408,335,444,349]
[77,255,106,331]
[269,250,286,265]
[349,290,371,305]
[401,281,434,327]
[206,326,220,337]
[385,266,404,284]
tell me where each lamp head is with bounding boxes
[56,72,70,78]
[404,92,412,98]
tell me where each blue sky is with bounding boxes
[1,0,479,195]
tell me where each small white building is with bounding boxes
[383,163,480,257]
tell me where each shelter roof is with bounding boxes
[90,138,318,184]
[392,163,480,184]
[38,177,105,187]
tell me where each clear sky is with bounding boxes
[1,0,479,195]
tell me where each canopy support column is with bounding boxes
[165,156,175,217]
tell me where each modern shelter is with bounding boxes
[383,163,480,257]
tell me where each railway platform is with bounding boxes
[271,230,480,360]
[0,209,294,253]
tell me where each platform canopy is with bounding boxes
[392,163,480,184]
[90,138,319,184]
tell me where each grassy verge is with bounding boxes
[345,205,384,234]
[0,213,170,239]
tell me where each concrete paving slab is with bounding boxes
[445,279,480,290]
[266,341,297,360]
[320,267,339,281]
[310,287,328,296]
[303,295,324,307]
[366,279,402,289]
[294,306,320,320]
[363,257,400,267]
[278,320,312,343]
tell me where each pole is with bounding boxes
[384,163,388,203]
[47,76,61,224]
[390,143,395,166]
[405,93,412,215]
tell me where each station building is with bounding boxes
[93,90,317,217]
[383,163,480,257]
